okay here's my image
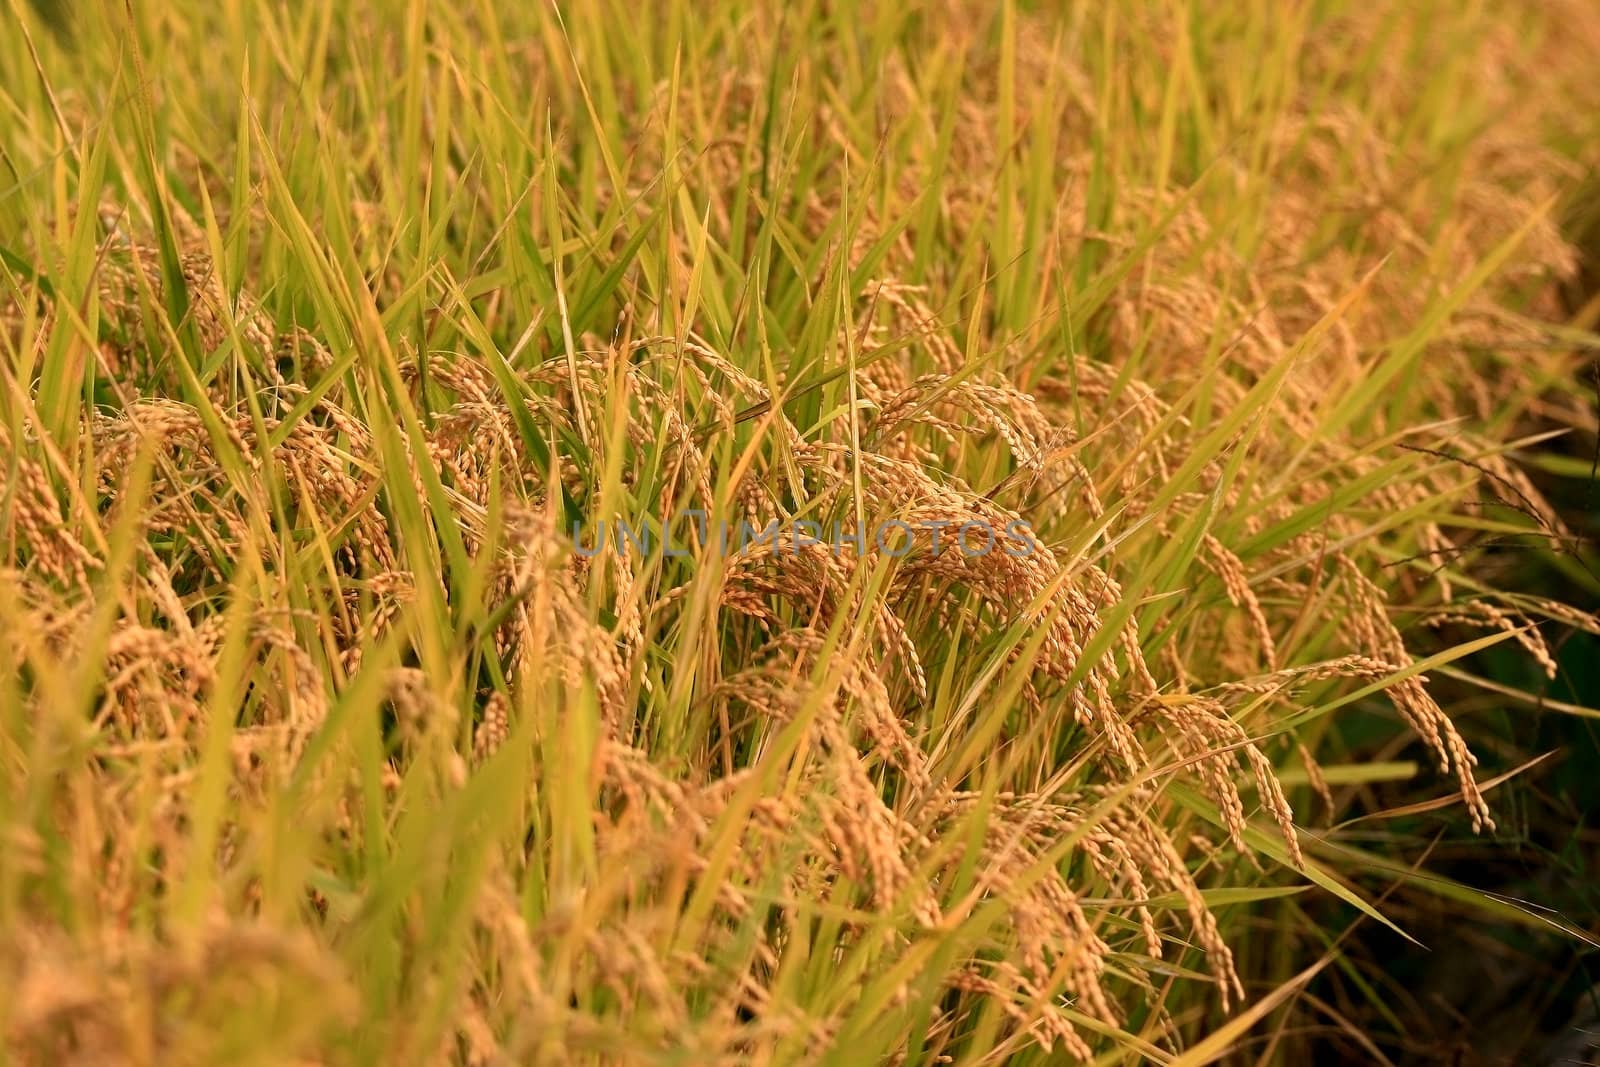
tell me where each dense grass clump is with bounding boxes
[2,1,1597,1063]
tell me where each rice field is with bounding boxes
[2,1,1598,1063]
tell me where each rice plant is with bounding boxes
[1,0,1596,1062]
